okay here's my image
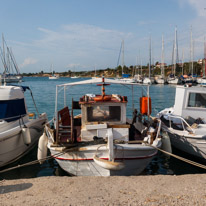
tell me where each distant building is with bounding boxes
[198,59,204,65]
[156,63,167,68]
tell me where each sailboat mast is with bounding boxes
[204,37,206,77]
[190,26,193,76]
[173,27,177,76]
[161,35,164,77]
[122,40,124,75]
[149,35,151,79]
[182,48,184,76]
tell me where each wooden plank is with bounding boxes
[108,124,130,128]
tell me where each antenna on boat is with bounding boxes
[96,76,110,97]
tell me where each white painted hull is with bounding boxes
[49,76,59,80]
[143,78,151,84]
[155,78,165,84]
[49,143,159,176]
[167,78,178,84]
[119,78,136,83]
[0,77,22,83]
[0,113,47,167]
[165,129,206,159]
[197,78,206,85]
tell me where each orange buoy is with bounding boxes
[140,97,152,115]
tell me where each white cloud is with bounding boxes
[19,58,38,68]
[188,0,206,16]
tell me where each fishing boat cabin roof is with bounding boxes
[79,93,128,128]
[173,85,206,119]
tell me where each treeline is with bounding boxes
[22,61,204,77]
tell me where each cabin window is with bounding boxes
[188,93,206,108]
[0,99,26,122]
[87,105,121,122]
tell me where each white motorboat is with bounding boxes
[119,78,136,83]
[155,76,166,84]
[167,75,179,84]
[197,77,206,85]
[0,85,47,168]
[49,75,59,80]
[157,85,206,159]
[143,77,152,84]
[40,77,163,176]
[134,74,142,84]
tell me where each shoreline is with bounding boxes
[1,174,206,205]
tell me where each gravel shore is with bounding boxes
[1,174,206,205]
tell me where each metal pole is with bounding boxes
[64,86,66,107]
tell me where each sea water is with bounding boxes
[1,77,205,179]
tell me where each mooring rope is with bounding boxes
[150,144,206,170]
[0,149,68,174]
[1,141,206,174]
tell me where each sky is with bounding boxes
[0,0,206,73]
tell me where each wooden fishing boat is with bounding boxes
[39,77,163,176]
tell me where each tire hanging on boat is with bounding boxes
[37,132,48,164]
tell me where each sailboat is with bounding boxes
[70,66,78,78]
[197,37,206,85]
[118,40,135,83]
[134,54,143,83]
[143,35,153,84]
[182,26,197,84]
[167,27,179,84]
[92,65,99,79]
[49,64,59,80]
[0,35,22,83]
[155,35,166,84]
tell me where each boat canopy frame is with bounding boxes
[54,77,151,120]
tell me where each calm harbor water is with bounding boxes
[1,77,206,179]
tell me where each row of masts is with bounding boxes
[123,26,206,83]
[0,34,22,83]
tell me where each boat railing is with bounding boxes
[0,114,27,122]
[163,114,195,133]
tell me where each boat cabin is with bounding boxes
[79,94,129,141]
[173,85,206,120]
[0,86,27,122]
[56,93,130,144]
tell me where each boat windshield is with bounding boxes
[188,92,206,108]
[0,99,26,122]
[87,105,121,122]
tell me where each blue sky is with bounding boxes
[0,0,205,73]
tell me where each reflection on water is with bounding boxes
[0,77,205,179]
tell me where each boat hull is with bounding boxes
[166,130,206,159]
[0,113,47,167]
[49,144,158,176]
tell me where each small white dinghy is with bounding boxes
[40,77,164,176]
[0,85,47,168]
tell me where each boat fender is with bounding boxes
[161,131,172,158]
[37,132,48,164]
[21,126,31,145]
